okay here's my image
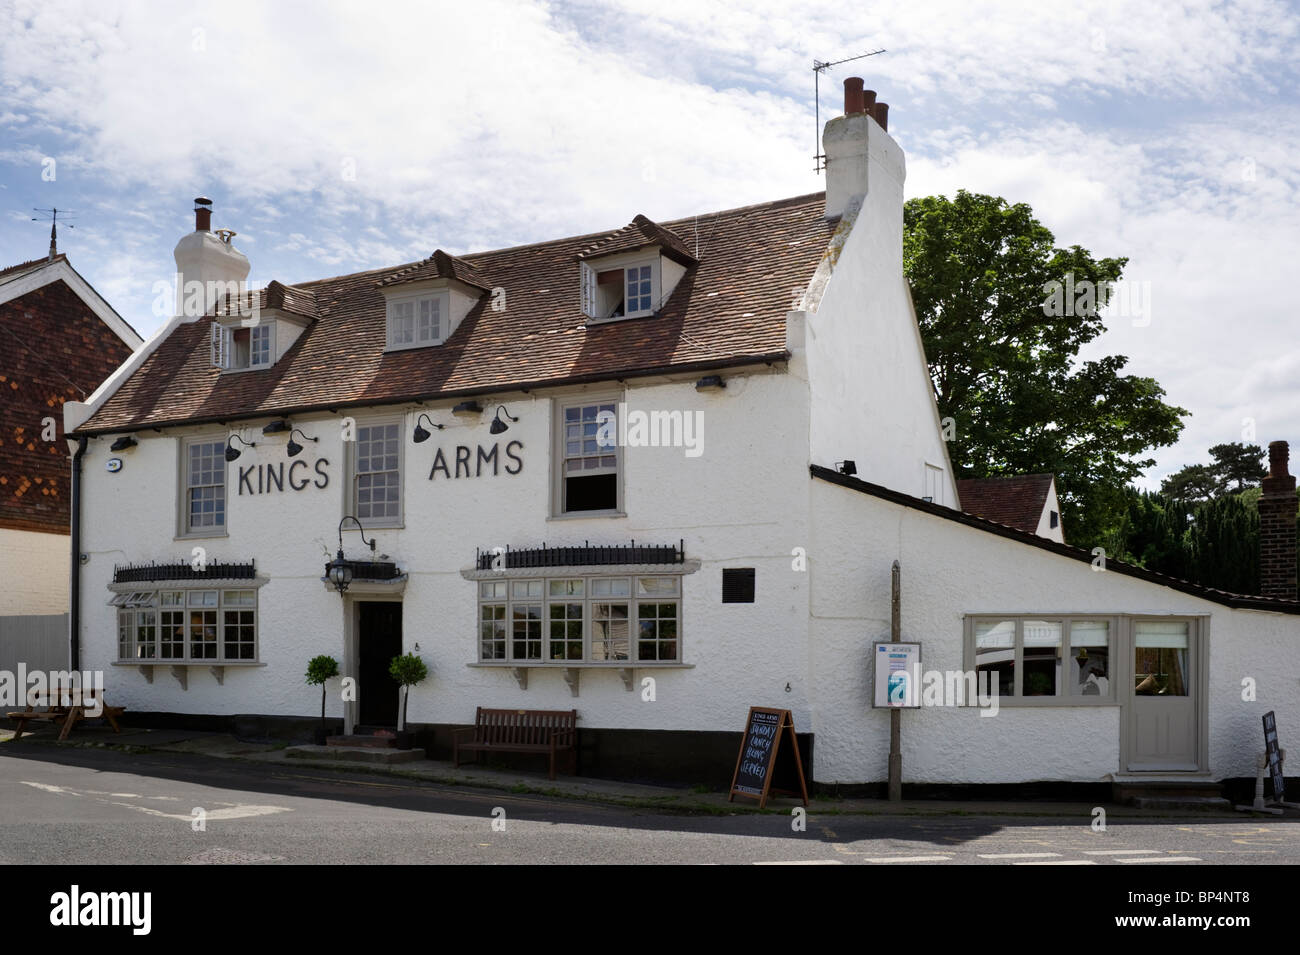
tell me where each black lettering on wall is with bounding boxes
[476,444,499,476]
[266,462,284,493]
[239,466,255,496]
[314,458,330,489]
[455,445,471,478]
[289,459,310,491]
[429,448,450,480]
[505,440,524,475]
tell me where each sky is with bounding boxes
[1,0,1298,486]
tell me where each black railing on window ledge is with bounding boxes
[474,540,685,571]
[323,559,403,582]
[113,560,257,584]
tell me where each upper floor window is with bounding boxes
[352,421,402,526]
[553,398,621,515]
[211,322,275,370]
[181,438,226,536]
[386,292,448,350]
[581,260,658,321]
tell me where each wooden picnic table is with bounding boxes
[5,688,125,741]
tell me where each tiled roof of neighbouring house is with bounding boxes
[956,474,1055,534]
[77,192,832,434]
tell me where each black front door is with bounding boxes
[358,602,401,727]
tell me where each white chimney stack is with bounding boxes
[823,78,905,224]
[173,196,250,318]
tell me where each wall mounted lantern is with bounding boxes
[327,516,377,595]
[695,375,726,391]
[261,419,292,435]
[489,405,518,435]
[225,434,256,462]
[452,400,483,417]
[109,436,137,452]
[836,460,857,477]
[287,429,318,457]
[412,413,445,443]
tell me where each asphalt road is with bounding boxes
[2,746,1298,865]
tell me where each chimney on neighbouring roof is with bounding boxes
[173,196,250,318]
[822,76,906,228]
[1259,440,1298,601]
[194,196,213,232]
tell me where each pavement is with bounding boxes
[0,720,1281,819]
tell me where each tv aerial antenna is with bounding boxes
[32,207,77,258]
[813,49,885,172]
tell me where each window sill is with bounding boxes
[384,339,448,352]
[584,312,656,327]
[114,660,264,690]
[174,531,229,542]
[548,510,626,522]
[468,661,694,696]
[219,365,273,374]
[968,697,1119,707]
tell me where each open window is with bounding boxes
[582,261,657,321]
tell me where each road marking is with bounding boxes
[754,860,844,865]
[978,852,1061,859]
[1118,856,1202,864]
[1084,849,1161,856]
[1015,860,1097,865]
[861,855,953,863]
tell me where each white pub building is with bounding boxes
[65,81,1300,793]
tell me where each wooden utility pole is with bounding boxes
[888,560,902,801]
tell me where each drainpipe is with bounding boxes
[69,436,88,670]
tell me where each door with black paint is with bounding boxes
[358,601,402,727]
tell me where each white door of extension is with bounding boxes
[1126,619,1202,771]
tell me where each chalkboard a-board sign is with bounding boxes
[1264,711,1284,802]
[728,707,809,809]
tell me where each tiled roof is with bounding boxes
[956,474,1055,534]
[578,214,698,266]
[813,465,1300,615]
[0,254,66,286]
[77,192,832,434]
[214,279,320,321]
[377,249,494,291]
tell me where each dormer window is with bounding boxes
[385,290,450,350]
[211,321,276,371]
[581,258,659,322]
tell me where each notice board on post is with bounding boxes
[728,707,809,809]
[1264,711,1284,802]
[873,642,921,708]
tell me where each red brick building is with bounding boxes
[0,253,141,614]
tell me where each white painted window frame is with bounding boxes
[346,416,404,529]
[114,587,260,663]
[385,289,450,351]
[551,393,624,518]
[477,573,681,664]
[178,436,228,539]
[963,613,1128,705]
[581,252,660,323]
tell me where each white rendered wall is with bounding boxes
[808,479,1300,784]
[804,115,957,506]
[76,371,815,733]
[0,527,68,615]
[1034,480,1065,543]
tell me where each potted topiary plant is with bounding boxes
[389,652,428,750]
[305,655,340,745]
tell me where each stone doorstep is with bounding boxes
[325,734,396,749]
[285,744,424,764]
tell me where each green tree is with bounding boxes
[904,190,1188,544]
[305,655,339,731]
[1208,442,1267,491]
[1159,463,1224,502]
[389,653,428,731]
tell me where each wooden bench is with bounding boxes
[6,688,125,741]
[453,707,578,780]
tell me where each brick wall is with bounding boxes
[0,278,136,535]
[1260,440,1298,600]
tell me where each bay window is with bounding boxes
[114,589,259,663]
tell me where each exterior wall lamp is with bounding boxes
[261,419,292,435]
[489,405,518,435]
[109,436,137,452]
[225,434,256,462]
[695,375,726,391]
[287,429,318,457]
[327,516,377,594]
[452,400,483,417]
[412,413,445,443]
[836,460,857,477]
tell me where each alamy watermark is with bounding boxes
[0,666,105,716]
[595,403,704,458]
